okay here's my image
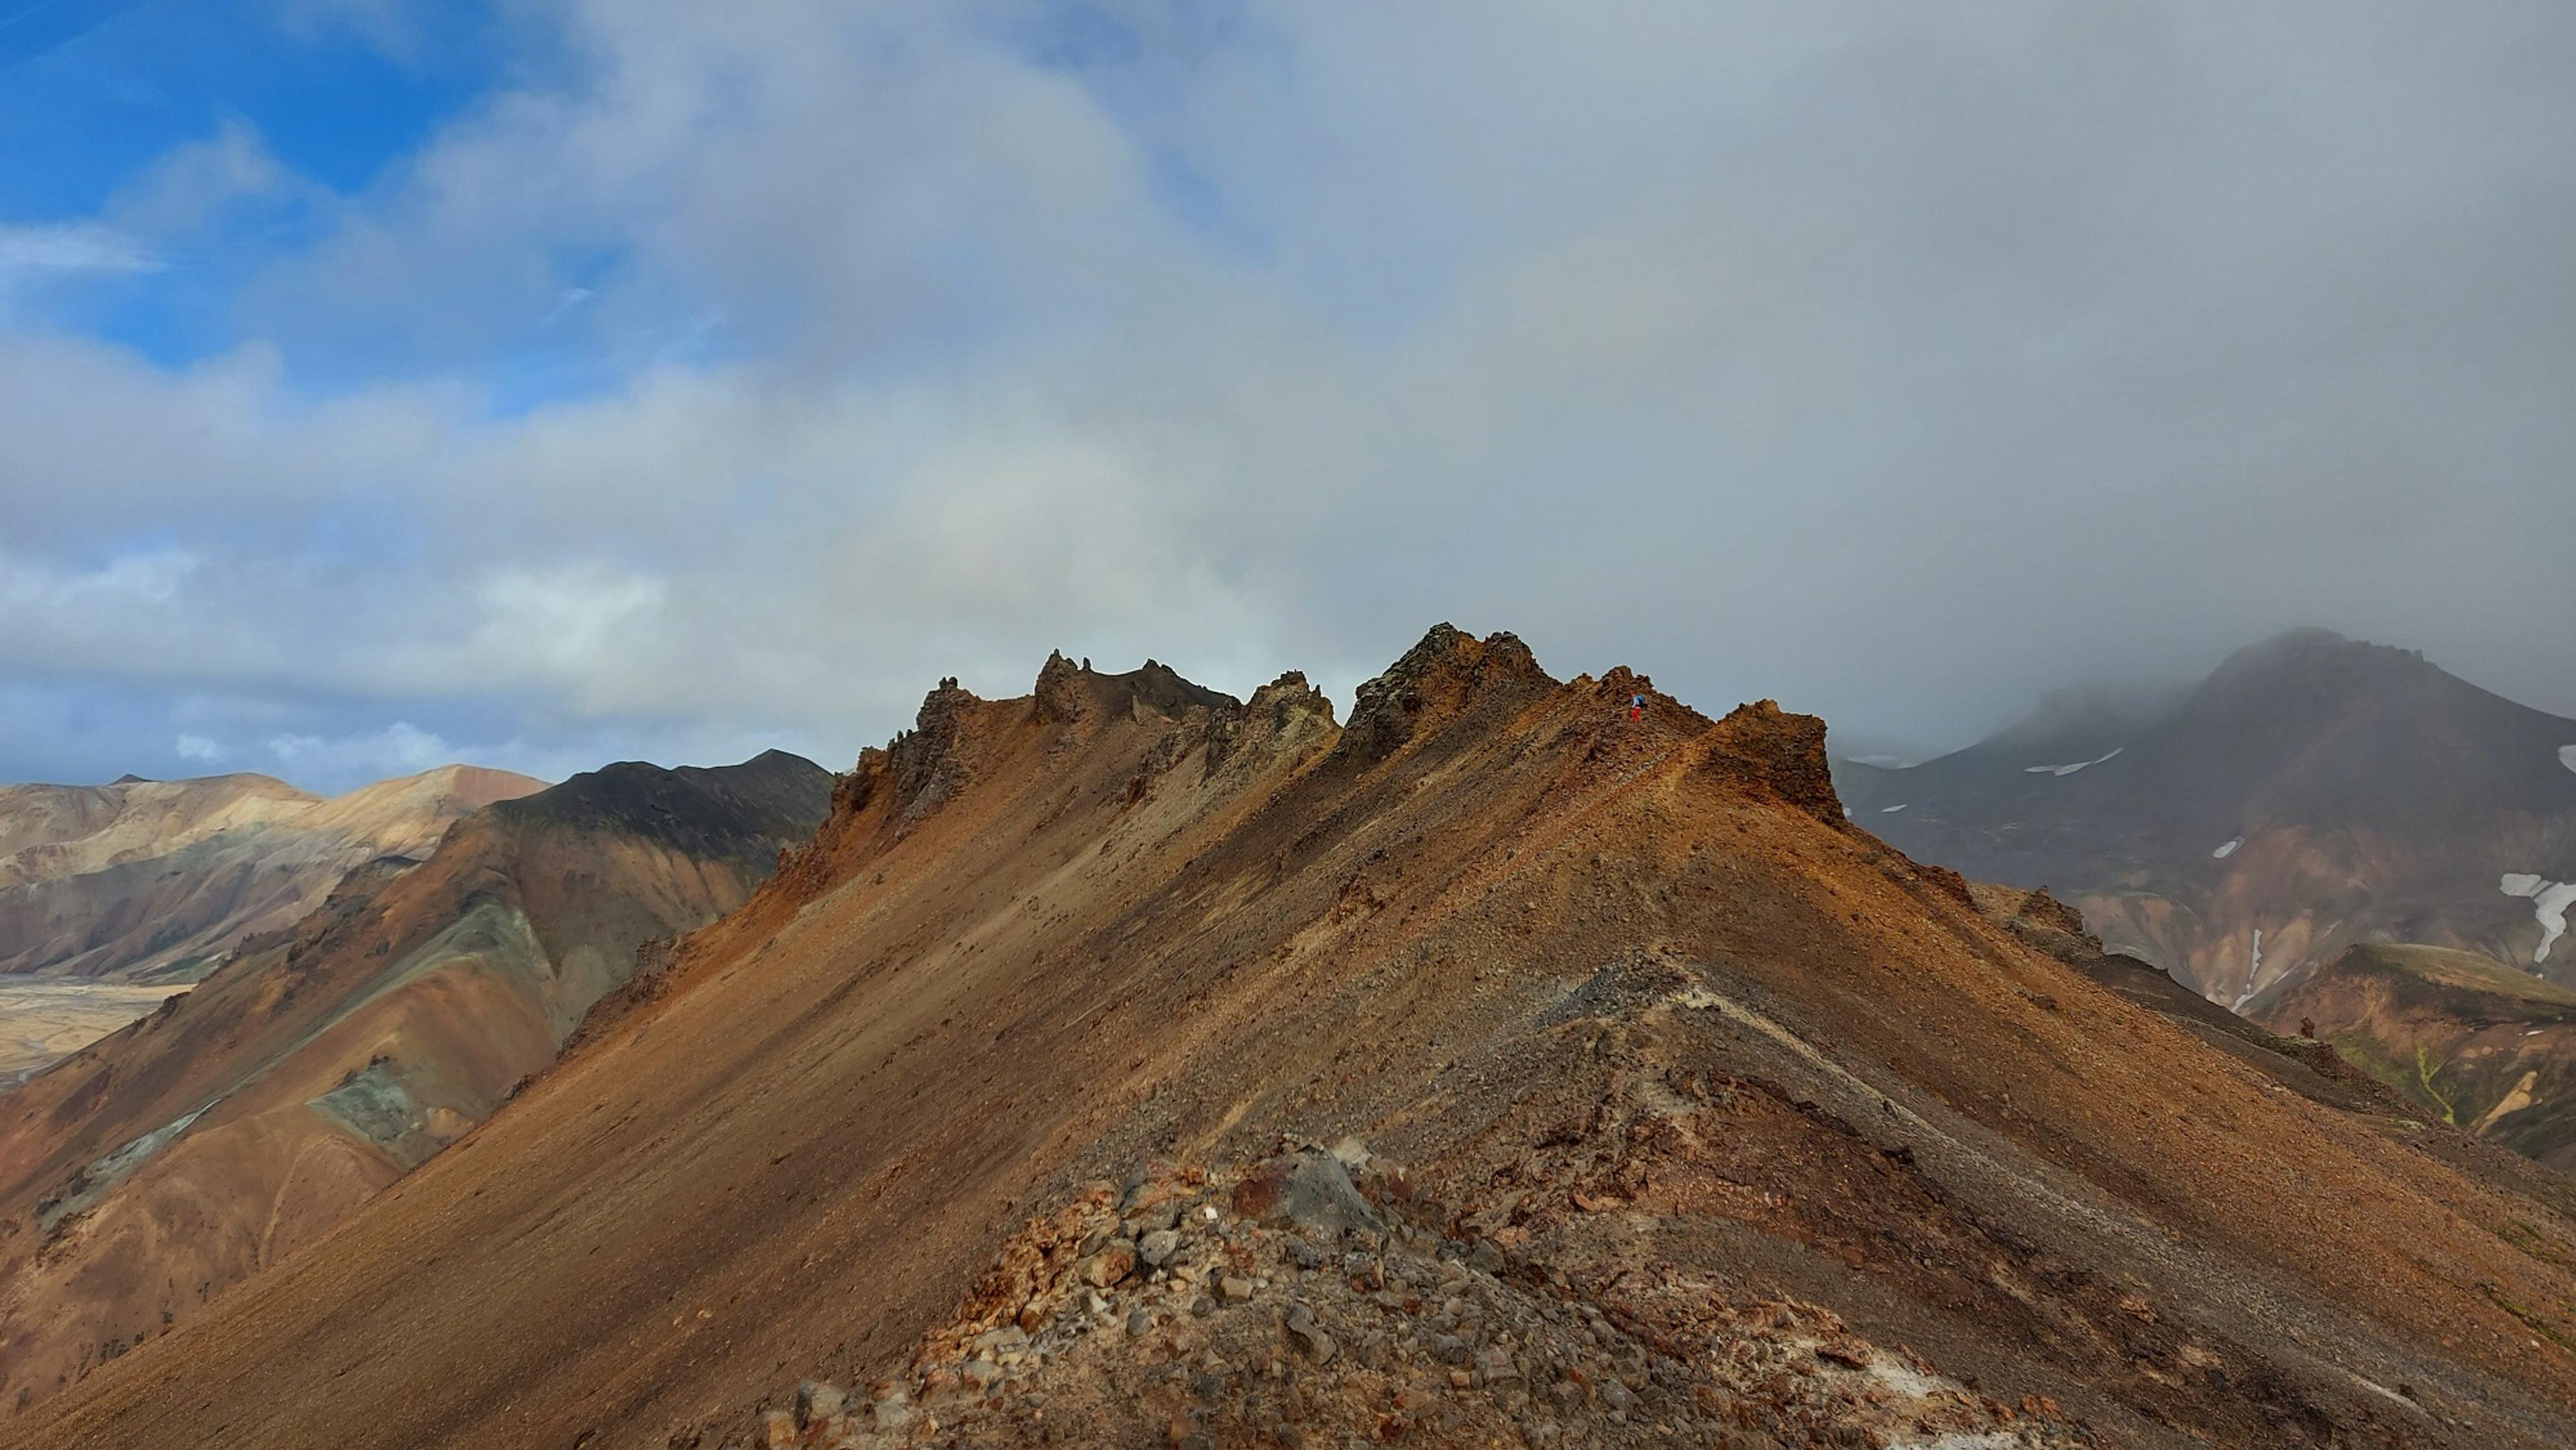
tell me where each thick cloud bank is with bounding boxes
[3,2,2572,790]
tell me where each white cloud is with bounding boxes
[1,0,2574,791]
[0,223,159,275]
[175,735,223,762]
[106,117,304,237]
[268,722,454,778]
[275,0,427,52]
[539,287,593,326]
[0,551,209,675]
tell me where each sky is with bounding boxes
[3,1,2573,794]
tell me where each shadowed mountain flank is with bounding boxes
[15,631,2576,1449]
[1837,629,2576,1003]
[0,750,830,1418]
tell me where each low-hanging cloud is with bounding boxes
[1,0,2571,794]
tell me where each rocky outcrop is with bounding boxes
[2013,886,2102,951]
[889,678,980,826]
[1699,700,1844,826]
[1032,652,1088,725]
[751,1151,2088,1449]
[1337,624,1553,765]
[1037,653,1237,730]
[1206,672,1338,778]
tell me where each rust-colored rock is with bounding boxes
[1701,699,1845,826]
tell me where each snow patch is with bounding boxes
[2561,744,2576,775]
[2501,873,2576,964]
[1880,803,1909,814]
[2024,746,2124,777]
[2231,929,2264,1010]
[2212,837,2242,859]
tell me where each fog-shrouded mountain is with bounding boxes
[0,765,548,984]
[1837,628,2576,1005]
[0,748,831,1418]
[2253,944,2576,1172]
[17,630,2575,1450]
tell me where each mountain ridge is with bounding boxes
[19,628,2575,1449]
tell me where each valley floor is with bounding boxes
[0,979,176,1084]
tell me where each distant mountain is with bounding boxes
[1837,629,2576,1003]
[0,749,831,1416]
[0,765,548,983]
[2253,944,2576,1171]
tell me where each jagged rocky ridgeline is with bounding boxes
[19,627,2576,1450]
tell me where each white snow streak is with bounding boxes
[2232,928,2264,1010]
[2212,837,2242,859]
[2024,746,2125,777]
[1880,803,1909,813]
[2501,873,2576,964]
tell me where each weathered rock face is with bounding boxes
[1227,1147,1383,1240]
[1031,651,1088,725]
[2011,885,2098,948]
[1338,624,1552,763]
[891,678,981,825]
[1700,699,1844,827]
[21,628,2576,1450]
[1208,673,1338,777]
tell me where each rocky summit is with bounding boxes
[13,630,2576,1450]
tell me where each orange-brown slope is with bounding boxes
[0,751,829,1418]
[23,631,2576,1449]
